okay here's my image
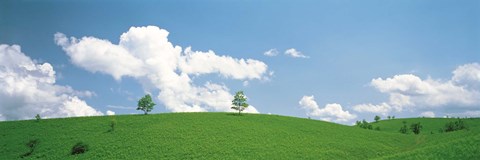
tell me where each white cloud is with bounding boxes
[371,74,479,107]
[452,63,480,89]
[354,64,480,116]
[54,33,145,80]
[106,110,115,115]
[0,44,103,121]
[353,103,393,116]
[285,48,309,58]
[263,48,279,57]
[420,111,435,118]
[179,47,268,80]
[299,95,356,122]
[55,26,268,113]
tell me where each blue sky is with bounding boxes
[1,0,479,124]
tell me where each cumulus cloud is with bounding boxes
[299,95,356,122]
[452,63,480,89]
[263,48,279,57]
[420,111,435,118]
[106,110,115,115]
[0,44,103,121]
[354,64,480,116]
[55,26,269,113]
[285,48,308,58]
[179,47,268,80]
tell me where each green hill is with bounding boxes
[0,113,478,159]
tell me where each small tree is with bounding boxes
[231,91,249,115]
[35,114,41,122]
[374,115,381,122]
[137,94,155,115]
[399,121,408,134]
[392,116,395,119]
[410,122,423,135]
[387,116,391,120]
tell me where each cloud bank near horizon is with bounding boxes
[353,63,480,117]
[0,44,103,121]
[298,95,356,123]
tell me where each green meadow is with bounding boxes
[1,113,478,159]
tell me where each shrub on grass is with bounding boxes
[20,139,39,158]
[109,119,117,132]
[399,121,408,134]
[442,118,468,132]
[71,142,89,155]
[410,122,422,135]
[355,119,373,130]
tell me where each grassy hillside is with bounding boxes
[0,113,478,159]
[370,118,480,159]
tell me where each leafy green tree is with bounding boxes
[399,121,408,134]
[387,116,391,120]
[231,91,249,115]
[35,114,41,122]
[374,115,380,122]
[137,94,155,115]
[410,122,423,135]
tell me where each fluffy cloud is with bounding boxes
[106,110,115,115]
[55,26,268,113]
[354,64,480,115]
[299,95,356,122]
[420,111,435,118]
[179,47,268,80]
[263,49,279,57]
[0,44,103,121]
[452,63,480,89]
[285,48,309,58]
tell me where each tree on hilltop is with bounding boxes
[137,94,155,115]
[374,115,381,122]
[231,91,249,115]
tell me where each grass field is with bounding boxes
[0,113,478,159]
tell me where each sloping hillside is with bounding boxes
[0,113,478,159]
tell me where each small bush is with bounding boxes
[399,121,408,134]
[71,142,89,155]
[375,126,380,131]
[20,139,39,158]
[109,120,117,132]
[410,122,422,135]
[355,120,373,130]
[442,118,468,132]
